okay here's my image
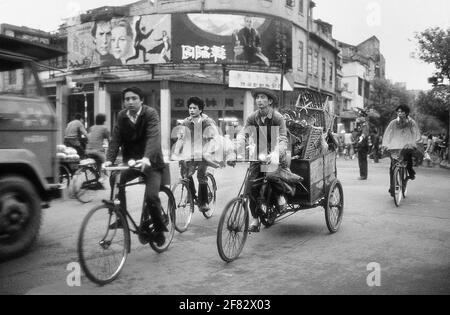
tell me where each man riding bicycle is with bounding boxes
[103,87,167,246]
[177,97,218,213]
[231,87,289,232]
[382,104,421,197]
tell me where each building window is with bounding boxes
[322,58,326,83]
[298,41,304,71]
[329,62,334,86]
[8,71,17,85]
[299,0,304,15]
[308,47,313,75]
[364,80,370,99]
[286,0,294,7]
[358,78,363,96]
[313,50,319,76]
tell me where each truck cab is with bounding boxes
[0,35,66,261]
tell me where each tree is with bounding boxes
[415,87,450,133]
[368,78,414,132]
[415,27,450,82]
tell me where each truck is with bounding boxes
[0,34,66,261]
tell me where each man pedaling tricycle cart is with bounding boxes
[217,87,344,263]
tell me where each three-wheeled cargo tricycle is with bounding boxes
[217,95,344,262]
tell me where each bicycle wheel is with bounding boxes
[72,167,99,204]
[202,173,217,219]
[149,186,176,253]
[58,165,71,190]
[78,205,130,285]
[393,166,403,207]
[217,197,249,263]
[324,180,344,233]
[171,180,194,233]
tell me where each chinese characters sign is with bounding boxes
[181,45,227,62]
[172,13,292,67]
[229,70,293,91]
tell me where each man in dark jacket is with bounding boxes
[104,87,167,246]
[355,115,370,180]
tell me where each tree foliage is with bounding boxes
[368,78,414,132]
[415,86,450,133]
[415,27,450,81]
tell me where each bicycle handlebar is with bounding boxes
[103,159,148,172]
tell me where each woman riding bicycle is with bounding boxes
[382,105,422,197]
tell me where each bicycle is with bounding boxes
[217,154,344,263]
[171,161,217,233]
[389,151,409,207]
[70,155,105,203]
[77,161,175,285]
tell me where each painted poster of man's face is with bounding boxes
[92,20,112,56]
[68,14,172,69]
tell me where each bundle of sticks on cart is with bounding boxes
[281,108,338,161]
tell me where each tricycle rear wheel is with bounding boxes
[324,180,344,233]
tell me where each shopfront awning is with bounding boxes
[0,34,66,71]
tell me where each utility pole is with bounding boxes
[279,50,287,108]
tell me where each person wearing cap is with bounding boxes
[231,87,288,232]
[178,96,218,213]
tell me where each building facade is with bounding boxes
[12,0,340,156]
[337,36,386,132]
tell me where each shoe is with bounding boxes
[199,204,210,213]
[109,219,124,230]
[248,218,260,233]
[153,231,166,247]
[278,204,288,215]
[408,174,416,180]
[358,177,367,180]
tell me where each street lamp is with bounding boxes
[279,49,287,108]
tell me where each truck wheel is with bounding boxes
[0,176,42,261]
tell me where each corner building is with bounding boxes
[56,0,340,156]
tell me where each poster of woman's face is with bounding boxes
[110,19,133,63]
[68,14,172,69]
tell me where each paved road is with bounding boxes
[1,158,449,295]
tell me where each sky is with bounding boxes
[0,0,449,91]
[315,0,450,91]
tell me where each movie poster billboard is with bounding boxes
[172,13,292,68]
[68,14,171,69]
